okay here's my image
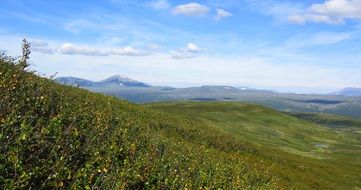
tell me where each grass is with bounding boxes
[145,101,361,189]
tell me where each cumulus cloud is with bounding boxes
[214,9,232,20]
[31,40,54,54]
[171,42,201,59]
[57,43,106,56]
[186,42,200,52]
[110,47,151,56]
[56,43,150,56]
[310,0,361,18]
[288,0,361,24]
[172,2,209,16]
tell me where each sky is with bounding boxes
[0,0,361,93]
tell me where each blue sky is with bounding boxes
[1,0,361,93]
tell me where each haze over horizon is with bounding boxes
[1,0,361,93]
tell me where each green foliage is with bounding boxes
[0,51,276,189]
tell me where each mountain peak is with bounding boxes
[56,75,151,88]
[105,75,137,82]
[108,75,130,79]
[99,75,150,87]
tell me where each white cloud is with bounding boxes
[148,0,170,10]
[57,43,106,56]
[31,40,54,54]
[245,0,304,20]
[110,46,151,56]
[288,13,343,25]
[214,9,232,20]
[310,0,361,19]
[187,42,200,52]
[56,43,150,56]
[172,2,209,16]
[170,42,201,59]
[288,0,361,24]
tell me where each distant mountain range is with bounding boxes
[56,75,361,97]
[56,75,151,87]
[55,75,361,117]
[332,87,361,97]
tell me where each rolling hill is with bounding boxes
[145,101,361,188]
[145,102,361,158]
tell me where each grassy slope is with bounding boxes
[287,112,361,173]
[145,101,361,189]
[1,55,276,189]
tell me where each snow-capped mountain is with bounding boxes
[56,75,151,88]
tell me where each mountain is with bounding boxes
[95,75,150,87]
[56,76,361,118]
[55,75,150,88]
[55,76,94,87]
[84,84,361,118]
[333,87,361,96]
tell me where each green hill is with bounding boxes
[145,101,361,189]
[0,49,275,189]
[145,102,361,158]
[1,51,361,189]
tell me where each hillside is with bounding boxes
[1,53,361,189]
[146,101,361,188]
[0,51,277,189]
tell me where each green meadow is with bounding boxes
[145,101,361,189]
